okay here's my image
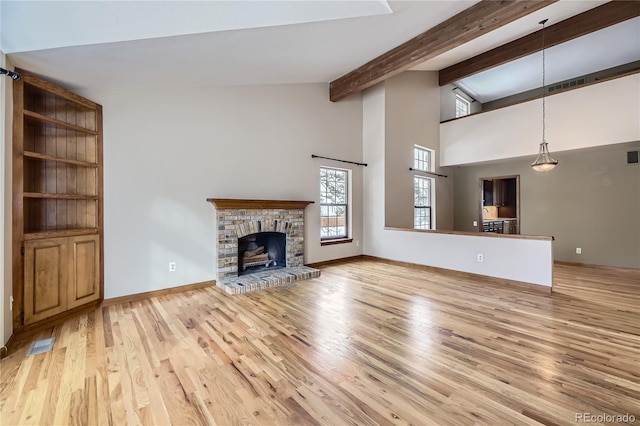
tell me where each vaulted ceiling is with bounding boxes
[1,0,636,101]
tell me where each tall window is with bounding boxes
[414,176,433,230]
[320,167,349,240]
[455,94,470,118]
[414,145,434,230]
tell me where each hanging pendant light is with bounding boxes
[531,18,558,172]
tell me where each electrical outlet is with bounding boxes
[477,253,484,263]
[10,296,13,312]
[576,248,582,254]
[169,262,176,272]
[473,221,478,227]
[356,240,360,247]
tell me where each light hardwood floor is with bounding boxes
[1,259,639,425]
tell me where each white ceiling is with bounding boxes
[454,17,640,103]
[0,0,634,97]
[0,0,394,53]
[0,0,474,90]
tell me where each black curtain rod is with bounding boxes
[452,86,476,103]
[0,67,21,81]
[311,154,367,167]
[409,167,448,178]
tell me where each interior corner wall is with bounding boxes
[363,80,553,288]
[453,142,640,268]
[76,83,363,299]
[1,51,13,346]
[384,71,453,230]
[439,84,482,122]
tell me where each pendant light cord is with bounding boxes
[540,19,547,142]
[531,18,558,171]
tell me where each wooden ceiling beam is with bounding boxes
[329,0,557,102]
[439,1,640,86]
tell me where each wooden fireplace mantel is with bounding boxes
[207,198,315,210]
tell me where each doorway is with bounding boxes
[479,175,520,234]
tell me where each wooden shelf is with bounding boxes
[23,151,98,167]
[14,69,104,333]
[24,228,99,241]
[24,75,98,110]
[24,110,98,135]
[23,192,98,200]
[207,198,315,210]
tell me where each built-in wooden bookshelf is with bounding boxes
[12,69,103,331]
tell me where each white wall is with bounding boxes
[441,74,640,166]
[77,83,364,299]
[364,82,553,288]
[384,71,453,230]
[367,230,553,287]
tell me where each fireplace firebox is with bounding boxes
[238,232,286,276]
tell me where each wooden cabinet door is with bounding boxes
[67,235,101,309]
[24,238,68,325]
[483,180,494,206]
[494,180,504,206]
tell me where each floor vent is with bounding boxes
[627,150,639,165]
[26,337,55,356]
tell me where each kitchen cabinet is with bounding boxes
[495,180,506,206]
[482,219,517,234]
[483,179,506,206]
[483,178,516,207]
[503,220,514,234]
[480,175,519,235]
[483,180,494,206]
[483,220,504,233]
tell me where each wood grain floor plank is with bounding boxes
[1,260,639,425]
[36,347,66,425]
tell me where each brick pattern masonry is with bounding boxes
[216,208,310,280]
[218,266,321,295]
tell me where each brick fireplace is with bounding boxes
[207,198,320,294]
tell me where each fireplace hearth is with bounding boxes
[207,198,321,294]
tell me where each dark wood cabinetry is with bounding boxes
[480,175,520,234]
[483,178,516,207]
[13,69,103,333]
[483,180,494,206]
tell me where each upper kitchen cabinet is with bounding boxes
[483,178,517,207]
[483,180,494,206]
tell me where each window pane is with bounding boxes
[414,207,431,230]
[414,176,431,207]
[320,167,349,240]
[455,95,470,118]
[414,176,432,230]
[414,146,430,171]
[320,205,347,239]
